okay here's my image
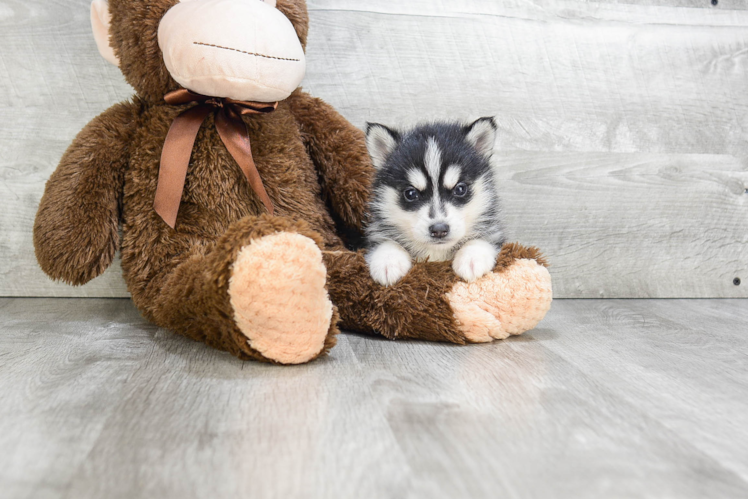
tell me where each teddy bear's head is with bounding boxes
[91,0,309,103]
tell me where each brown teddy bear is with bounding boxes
[33,0,552,365]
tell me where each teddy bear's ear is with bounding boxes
[90,0,120,67]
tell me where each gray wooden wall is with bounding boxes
[1,0,747,298]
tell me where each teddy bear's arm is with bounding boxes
[33,100,141,286]
[287,90,375,233]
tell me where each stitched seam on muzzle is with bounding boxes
[193,42,301,62]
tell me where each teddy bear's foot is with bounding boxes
[446,258,552,343]
[228,232,336,364]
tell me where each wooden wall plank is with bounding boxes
[1,0,747,297]
[493,152,748,297]
[0,0,132,297]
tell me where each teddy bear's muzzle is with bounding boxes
[158,0,306,103]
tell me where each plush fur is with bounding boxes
[33,0,552,364]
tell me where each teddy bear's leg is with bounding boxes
[445,245,553,342]
[147,215,338,364]
[321,244,551,343]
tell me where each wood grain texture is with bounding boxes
[494,152,748,297]
[1,0,747,297]
[0,0,132,297]
[0,297,747,497]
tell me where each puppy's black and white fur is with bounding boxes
[364,117,506,286]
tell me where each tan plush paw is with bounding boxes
[446,258,552,343]
[228,232,334,364]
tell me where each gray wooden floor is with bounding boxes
[0,298,747,498]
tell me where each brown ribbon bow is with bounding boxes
[154,89,278,229]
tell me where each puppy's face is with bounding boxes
[366,118,498,258]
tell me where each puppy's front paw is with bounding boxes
[453,239,499,282]
[367,241,413,286]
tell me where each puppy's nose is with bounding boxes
[429,223,450,239]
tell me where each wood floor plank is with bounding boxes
[349,332,748,497]
[1,298,747,497]
[535,299,748,485]
[63,325,414,498]
[0,299,155,497]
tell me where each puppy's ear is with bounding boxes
[90,0,120,66]
[366,123,400,169]
[465,117,497,158]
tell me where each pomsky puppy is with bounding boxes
[364,117,506,286]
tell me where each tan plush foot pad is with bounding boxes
[228,232,334,364]
[446,259,553,343]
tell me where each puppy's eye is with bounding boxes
[403,187,420,202]
[453,183,468,197]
